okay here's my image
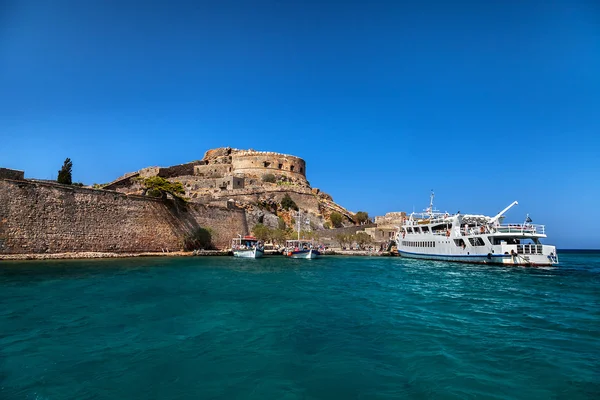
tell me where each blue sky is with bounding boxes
[1,0,598,249]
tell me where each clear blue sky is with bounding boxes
[1,0,598,249]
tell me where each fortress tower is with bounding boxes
[194,147,308,185]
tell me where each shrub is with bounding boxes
[281,194,298,211]
[262,173,276,183]
[137,176,185,200]
[277,217,287,230]
[330,212,343,228]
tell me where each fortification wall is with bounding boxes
[157,161,202,178]
[0,180,247,254]
[194,164,231,178]
[375,212,406,226]
[0,168,25,180]
[231,151,307,181]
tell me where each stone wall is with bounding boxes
[375,212,406,226]
[194,164,231,178]
[157,161,202,178]
[0,180,247,254]
[0,168,25,180]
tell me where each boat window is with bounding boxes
[454,239,466,247]
[408,228,414,233]
[468,237,485,246]
[421,226,430,233]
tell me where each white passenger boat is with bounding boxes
[395,193,558,266]
[231,235,264,258]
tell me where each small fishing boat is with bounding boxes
[284,239,321,259]
[231,235,264,258]
[283,211,322,259]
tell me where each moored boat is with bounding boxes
[395,193,558,266]
[283,211,322,259]
[284,239,321,259]
[231,235,264,258]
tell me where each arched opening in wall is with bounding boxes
[229,167,232,172]
[263,162,271,168]
[290,165,295,172]
[278,164,283,169]
[206,161,210,165]
[300,167,303,173]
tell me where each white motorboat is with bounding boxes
[231,235,264,258]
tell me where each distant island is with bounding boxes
[0,147,403,259]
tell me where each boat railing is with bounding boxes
[494,224,545,235]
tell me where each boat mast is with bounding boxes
[428,191,434,218]
[296,210,301,240]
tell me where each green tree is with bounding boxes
[272,228,290,245]
[262,173,276,183]
[281,193,298,211]
[137,176,186,200]
[252,223,271,242]
[354,211,370,225]
[330,212,343,228]
[183,227,213,250]
[277,216,287,230]
[354,232,372,249]
[57,158,73,185]
[335,233,351,248]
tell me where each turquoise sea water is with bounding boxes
[1,252,599,399]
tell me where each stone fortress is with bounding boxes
[104,147,353,230]
[0,147,359,256]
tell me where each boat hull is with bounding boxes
[398,249,556,266]
[288,249,320,259]
[233,248,264,259]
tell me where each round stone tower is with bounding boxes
[230,149,307,182]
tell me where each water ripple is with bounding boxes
[1,253,599,399]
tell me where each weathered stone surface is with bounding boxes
[0,180,247,254]
[0,168,25,180]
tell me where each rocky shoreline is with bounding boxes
[0,249,397,261]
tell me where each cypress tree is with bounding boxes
[57,158,73,185]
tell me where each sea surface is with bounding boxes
[1,252,599,399]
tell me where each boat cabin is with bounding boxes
[232,235,261,250]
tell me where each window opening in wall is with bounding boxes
[278,164,283,169]
[300,167,303,173]
[290,165,295,172]
[263,162,271,168]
